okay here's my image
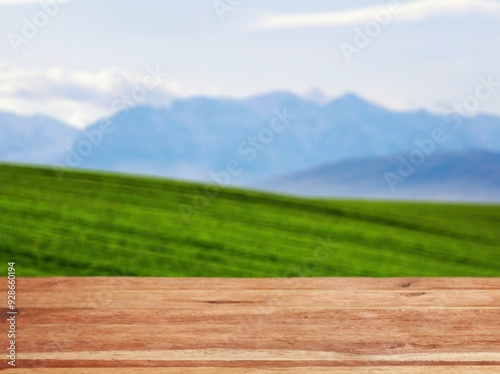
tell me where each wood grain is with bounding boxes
[1,277,499,373]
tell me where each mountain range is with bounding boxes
[73,92,500,182]
[0,112,77,165]
[1,92,500,201]
[264,150,500,202]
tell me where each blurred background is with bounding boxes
[1,0,499,277]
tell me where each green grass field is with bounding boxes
[1,163,499,277]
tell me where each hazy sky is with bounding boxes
[0,0,499,128]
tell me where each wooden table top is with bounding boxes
[1,277,499,373]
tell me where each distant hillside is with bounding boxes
[0,112,78,165]
[1,163,499,277]
[264,150,500,202]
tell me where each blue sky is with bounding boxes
[0,0,499,128]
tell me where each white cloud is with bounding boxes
[0,66,188,128]
[254,0,500,29]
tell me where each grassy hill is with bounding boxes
[1,163,499,277]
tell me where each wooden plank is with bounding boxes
[5,368,500,374]
[9,277,500,291]
[12,289,500,308]
[1,278,499,372]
